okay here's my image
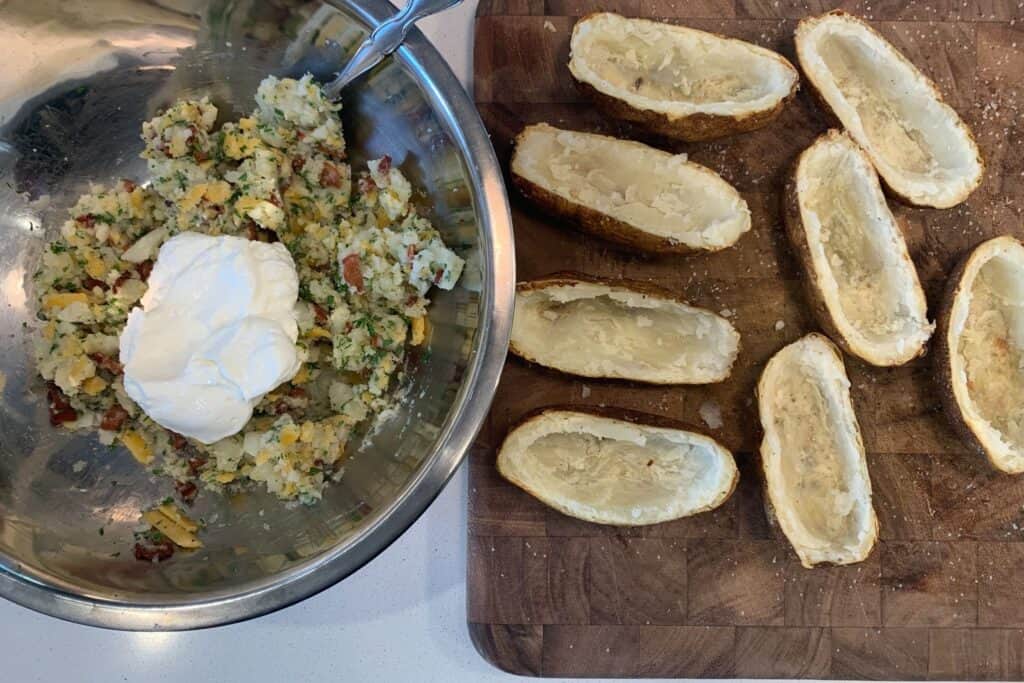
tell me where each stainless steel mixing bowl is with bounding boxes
[0,0,513,629]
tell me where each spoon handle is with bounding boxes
[324,0,463,98]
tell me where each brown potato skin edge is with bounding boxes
[933,241,1023,474]
[794,10,984,209]
[497,405,740,526]
[510,272,741,385]
[510,169,701,255]
[573,78,796,143]
[780,135,927,367]
[754,333,879,567]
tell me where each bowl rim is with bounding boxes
[0,0,514,630]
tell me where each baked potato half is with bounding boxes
[784,129,933,366]
[936,236,1024,474]
[511,274,741,385]
[795,11,983,208]
[569,12,799,141]
[498,407,738,526]
[757,333,878,567]
[511,123,751,254]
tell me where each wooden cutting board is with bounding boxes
[467,0,1024,678]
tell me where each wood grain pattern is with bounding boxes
[469,0,1024,677]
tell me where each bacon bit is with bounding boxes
[175,480,198,505]
[434,268,445,285]
[134,539,174,563]
[312,304,329,325]
[357,176,376,195]
[187,457,207,477]
[89,352,123,375]
[376,155,392,174]
[267,193,282,207]
[112,270,132,291]
[342,254,364,291]
[291,157,305,173]
[287,386,308,399]
[75,214,96,228]
[317,143,345,161]
[135,260,154,282]
[193,148,209,163]
[168,430,187,450]
[406,245,417,262]
[296,130,306,140]
[46,383,78,425]
[370,335,381,348]
[100,405,129,431]
[320,162,342,188]
[82,277,108,292]
[245,221,278,243]
[121,179,137,193]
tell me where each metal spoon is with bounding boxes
[324,0,464,99]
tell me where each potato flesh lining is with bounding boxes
[816,32,964,178]
[584,32,773,105]
[961,255,1024,452]
[804,147,924,343]
[515,126,747,247]
[517,291,731,379]
[520,431,722,513]
[769,365,865,548]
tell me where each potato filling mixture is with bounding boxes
[33,75,463,505]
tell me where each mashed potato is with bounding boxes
[33,75,464,505]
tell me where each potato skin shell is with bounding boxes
[933,243,1021,474]
[754,332,879,567]
[569,13,799,142]
[497,405,740,526]
[510,272,741,385]
[510,125,749,255]
[780,139,928,367]
[794,10,984,209]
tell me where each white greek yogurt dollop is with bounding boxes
[119,232,302,444]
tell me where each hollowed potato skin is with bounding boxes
[510,129,749,256]
[794,10,984,209]
[497,405,740,526]
[934,239,1024,474]
[781,135,928,367]
[754,333,879,567]
[570,14,800,142]
[510,272,741,385]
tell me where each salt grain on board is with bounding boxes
[699,400,723,430]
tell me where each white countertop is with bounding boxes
[0,4,644,681]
